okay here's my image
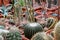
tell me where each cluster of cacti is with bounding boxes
[24,23,43,39]
[5,27,22,40]
[31,32,53,40]
[54,21,60,40]
[46,17,57,29]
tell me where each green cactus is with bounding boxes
[24,23,43,39]
[46,17,57,29]
[5,27,22,40]
[31,32,53,40]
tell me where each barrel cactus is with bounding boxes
[5,27,22,40]
[46,17,58,29]
[54,21,60,40]
[24,23,43,39]
[31,32,53,40]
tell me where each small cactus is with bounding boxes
[31,32,53,40]
[5,27,22,40]
[46,17,58,29]
[24,23,43,39]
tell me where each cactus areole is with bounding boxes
[24,23,43,39]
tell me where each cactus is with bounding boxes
[24,23,43,39]
[31,32,53,40]
[46,17,58,29]
[54,21,60,40]
[5,27,22,40]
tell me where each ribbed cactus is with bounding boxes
[5,27,22,40]
[31,32,53,40]
[24,23,43,39]
[46,17,57,29]
[54,21,60,40]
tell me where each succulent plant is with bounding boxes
[31,32,53,40]
[54,21,60,40]
[24,23,43,39]
[5,27,22,40]
[46,17,57,29]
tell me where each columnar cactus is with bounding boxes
[31,32,53,40]
[54,21,60,40]
[5,27,22,40]
[24,23,43,39]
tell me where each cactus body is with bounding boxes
[47,17,57,29]
[31,32,53,40]
[24,23,43,39]
[5,27,22,40]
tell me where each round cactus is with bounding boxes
[46,17,58,29]
[24,23,43,39]
[31,32,53,40]
[54,21,60,40]
[5,27,22,40]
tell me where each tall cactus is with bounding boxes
[25,0,35,22]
